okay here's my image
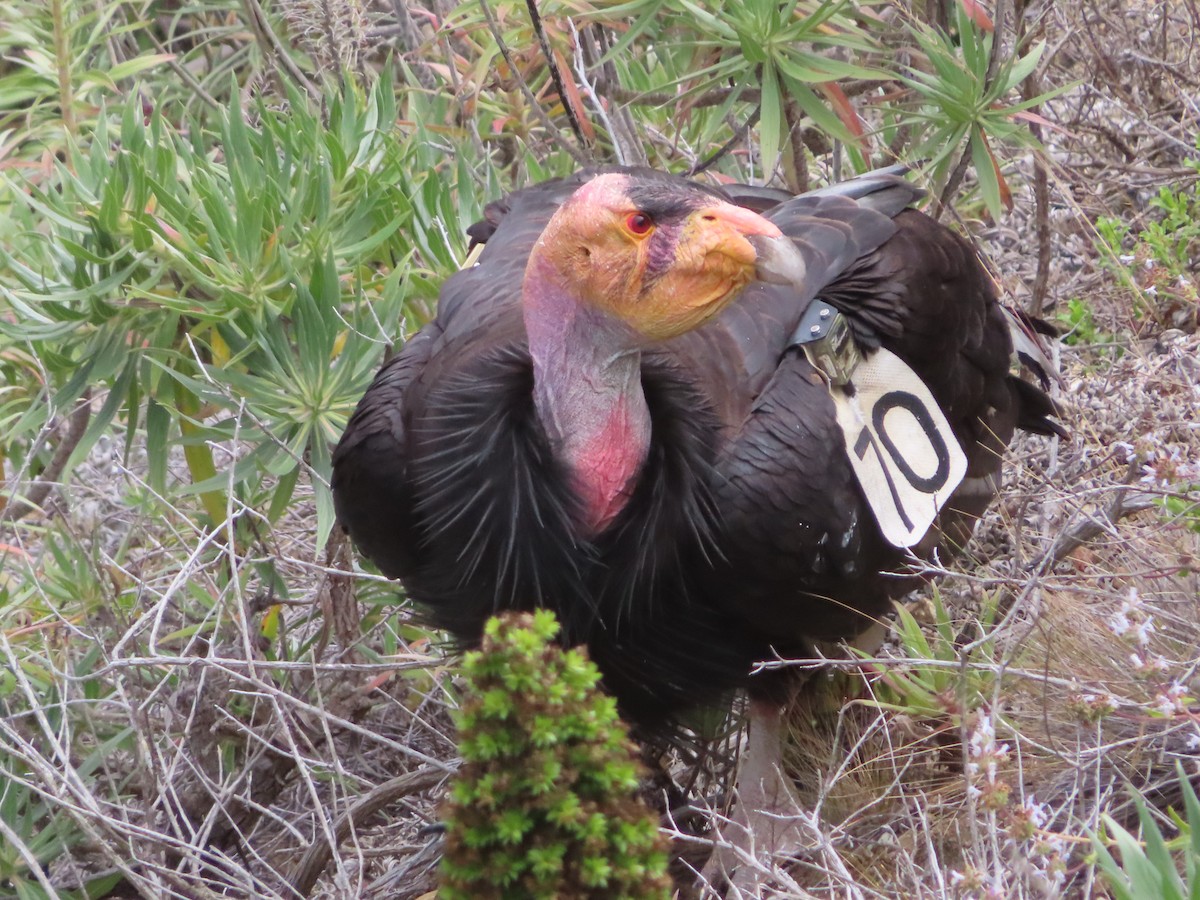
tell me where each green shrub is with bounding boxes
[1094,143,1200,331]
[440,611,671,900]
[1092,764,1200,900]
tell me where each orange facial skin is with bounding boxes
[531,173,783,341]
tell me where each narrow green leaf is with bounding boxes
[758,61,782,182]
[969,128,1003,221]
[1000,43,1046,95]
[310,437,336,549]
[1135,797,1180,893]
[107,53,173,82]
[145,397,169,495]
[267,465,301,524]
[1093,828,1136,900]
[1110,813,1169,899]
[62,355,134,477]
[175,379,228,525]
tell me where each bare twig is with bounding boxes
[783,99,809,193]
[391,0,438,89]
[0,817,64,899]
[1030,463,1160,573]
[690,106,759,176]
[984,0,1012,88]
[1016,0,1052,316]
[145,30,222,110]
[580,25,647,166]
[525,0,591,158]
[1029,143,1052,316]
[935,145,973,221]
[288,765,453,896]
[239,0,323,106]
[1,390,91,523]
[568,20,627,165]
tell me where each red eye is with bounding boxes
[626,212,654,235]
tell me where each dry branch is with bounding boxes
[1,389,91,523]
[288,765,453,896]
[524,0,590,156]
[239,0,322,104]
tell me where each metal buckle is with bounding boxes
[794,301,860,386]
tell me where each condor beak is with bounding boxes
[699,201,784,239]
[691,200,808,289]
[688,201,784,269]
[750,233,808,289]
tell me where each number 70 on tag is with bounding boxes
[830,349,967,548]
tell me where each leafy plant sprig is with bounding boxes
[440,610,671,899]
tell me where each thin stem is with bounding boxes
[935,143,973,219]
[1017,2,1052,316]
[392,0,437,89]
[0,390,91,524]
[783,98,808,193]
[983,0,1012,88]
[287,765,453,895]
[526,0,591,157]
[569,19,625,165]
[581,25,647,166]
[146,29,222,110]
[691,105,759,176]
[50,0,75,136]
[239,0,322,107]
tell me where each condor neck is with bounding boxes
[523,259,651,537]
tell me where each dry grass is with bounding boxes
[1,0,1198,898]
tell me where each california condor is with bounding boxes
[331,166,1063,885]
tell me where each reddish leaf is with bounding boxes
[410,6,439,26]
[363,671,396,692]
[958,0,994,32]
[818,82,868,150]
[1010,109,1073,136]
[553,48,596,143]
[153,217,183,243]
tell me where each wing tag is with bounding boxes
[823,348,967,548]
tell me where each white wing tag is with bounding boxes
[827,348,966,548]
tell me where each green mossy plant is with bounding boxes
[439,610,671,900]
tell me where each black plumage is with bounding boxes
[331,166,1062,729]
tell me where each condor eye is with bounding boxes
[626,212,654,235]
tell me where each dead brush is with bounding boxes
[278,0,373,84]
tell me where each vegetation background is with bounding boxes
[0,0,1197,896]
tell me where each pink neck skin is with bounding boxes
[523,254,651,537]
